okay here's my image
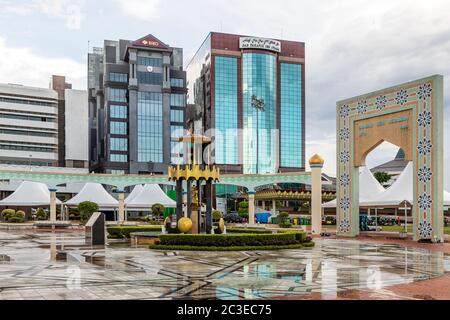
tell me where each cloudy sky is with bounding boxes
[0,0,449,188]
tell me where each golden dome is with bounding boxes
[178,217,193,234]
[309,154,325,166]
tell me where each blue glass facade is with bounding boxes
[137,92,163,163]
[214,56,239,165]
[242,53,277,174]
[280,63,302,168]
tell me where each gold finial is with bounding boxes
[309,154,325,166]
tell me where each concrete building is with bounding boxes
[0,76,89,199]
[187,32,306,175]
[88,34,187,175]
[0,83,59,167]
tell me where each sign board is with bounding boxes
[240,37,281,53]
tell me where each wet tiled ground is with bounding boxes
[0,230,449,300]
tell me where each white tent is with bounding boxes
[125,185,144,205]
[0,181,62,206]
[323,166,385,208]
[126,184,176,209]
[361,162,413,207]
[444,191,450,208]
[65,183,118,209]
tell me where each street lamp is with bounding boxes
[251,95,265,175]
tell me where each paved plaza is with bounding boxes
[0,230,449,300]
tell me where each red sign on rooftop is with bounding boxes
[132,34,169,49]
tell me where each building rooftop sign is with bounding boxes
[239,37,281,53]
[132,34,169,50]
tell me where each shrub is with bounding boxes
[107,226,162,239]
[9,211,25,223]
[151,204,165,219]
[150,244,307,251]
[212,210,223,222]
[78,201,99,224]
[227,228,273,234]
[278,212,292,228]
[238,201,249,219]
[158,232,307,247]
[224,212,243,223]
[1,209,15,222]
[36,208,47,221]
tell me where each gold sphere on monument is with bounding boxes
[218,218,225,234]
[178,217,193,233]
[309,154,325,166]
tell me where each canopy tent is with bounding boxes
[126,184,176,209]
[323,166,385,208]
[65,183,118,209]
[125,184,144,205]
[444,191,450,208]
[360,162,414,207]
[0,181,62,207]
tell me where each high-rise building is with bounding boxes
[187,32,305,174]
[88,34,187,175]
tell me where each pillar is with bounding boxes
[272,200,277,216]
[205,180,213,234]
[118,191,125,224]
[176,180,183,222]
[248,192,256,226]
[187,180,192,219]
[310,155,324,235]
[262,201,266,211]
[49,188,57,223]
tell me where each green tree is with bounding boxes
[278,212,292,228]
[212,210,223,222]
[78,201,99,224]
[1,209,15,222]
[374,171,392,184]
[36,208,47,221]
[151,204,166,219]
[238,201,249,219]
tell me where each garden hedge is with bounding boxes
[107,226,162,239]
[150,244,308,251]
[158,232,307,247]
[226,228,273,234]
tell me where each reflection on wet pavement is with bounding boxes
[0,230,449,300]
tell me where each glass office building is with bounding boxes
[88,34,187,174]
[187,32,305,174]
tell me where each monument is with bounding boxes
[85,212,106,246]
[336,75,444,241]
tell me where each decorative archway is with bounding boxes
[336,75,444,241]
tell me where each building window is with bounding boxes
[170,94,186,107]
[111,170,126,175]
[214,56,239,165]
[0,96,56,107]
[0,113,56,123]
[108,88,127,102]
[138,92,163,163]
[137,71,163,85]
[170,109,184,123]
[110,72,128,83]
[281,63,303,168]
[110,121,127,135]
[110,154,128,163]
[170,125,184,165]
[110,105,128,119]
[170,78,184,88]
[242,53,277,174]
[137,56,163,68]
[110,138,128,151]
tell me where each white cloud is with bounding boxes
[1,0,85,30]
[114,0,160,21]
[0,37,86,89]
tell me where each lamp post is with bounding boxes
[251,95,265,175]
